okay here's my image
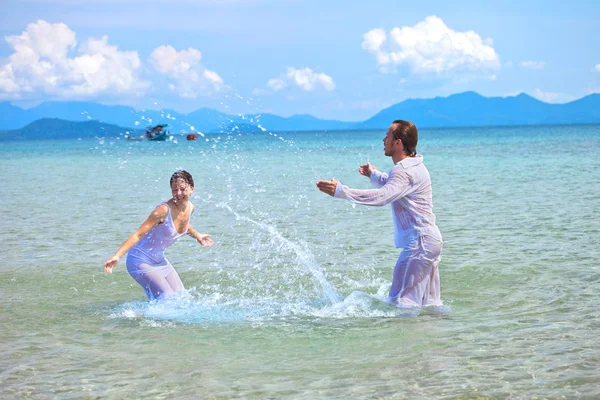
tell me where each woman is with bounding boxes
[104,170,214,300]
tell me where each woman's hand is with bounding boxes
[359,162,376,177]
[197,234,214,247]
[104,255,120,274]
[103,205,167,275]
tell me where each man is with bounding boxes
[316,120,443,307]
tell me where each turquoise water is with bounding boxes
[1,125,599,398]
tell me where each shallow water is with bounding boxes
[1,125,599,398]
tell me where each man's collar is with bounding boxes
[395,154,423,169]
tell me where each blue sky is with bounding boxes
[1,0,598,121]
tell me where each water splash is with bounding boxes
[214,201,342,304]
[107,287,425,326]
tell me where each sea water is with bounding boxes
[1,125,599,398]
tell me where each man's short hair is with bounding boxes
[391,120,418,156]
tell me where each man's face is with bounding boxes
[382,125,401,157]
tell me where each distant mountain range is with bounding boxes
[0,91,599,140]
[358,92,600,128]
[0,118,142,141]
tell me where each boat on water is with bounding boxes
[126,124,171,141]
[146,124,169,141]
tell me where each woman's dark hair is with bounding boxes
[170,170,194,187]
[391,120,418,156]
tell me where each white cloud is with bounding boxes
[266,67,335,92]
[149,46,201,75]
[0,65,20,93]
[503,91,524,97]
[530,88,576,104]
[594,64,600,72]
[362,29,390,65]
[203,69,223,86]
[7,20,76,62]
[362,16,500,76]
[520,61,545,70]
[0,20,147,100]
[148,45,223,98]
[70,36,144,95]
[287,67,335,91]
[267,78,286,91]
[251,87,267,96]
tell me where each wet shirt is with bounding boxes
[333,155,442,248]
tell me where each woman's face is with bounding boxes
[171,178,193,203]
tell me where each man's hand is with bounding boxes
[359,162,376,178]
[316,179,338,197]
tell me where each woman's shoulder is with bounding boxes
[153,203,170,217]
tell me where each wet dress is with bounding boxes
[126,202,188,300]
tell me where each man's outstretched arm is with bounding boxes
[317,167,412,206]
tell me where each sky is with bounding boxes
[0,0,599,121]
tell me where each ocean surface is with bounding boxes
[1,124,599,399]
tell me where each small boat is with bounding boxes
[126,124,171,141]
[186,133,198,141]
[145,124,170,141]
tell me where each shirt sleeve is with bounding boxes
[370,169,388,188]
[333,166,413,206]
